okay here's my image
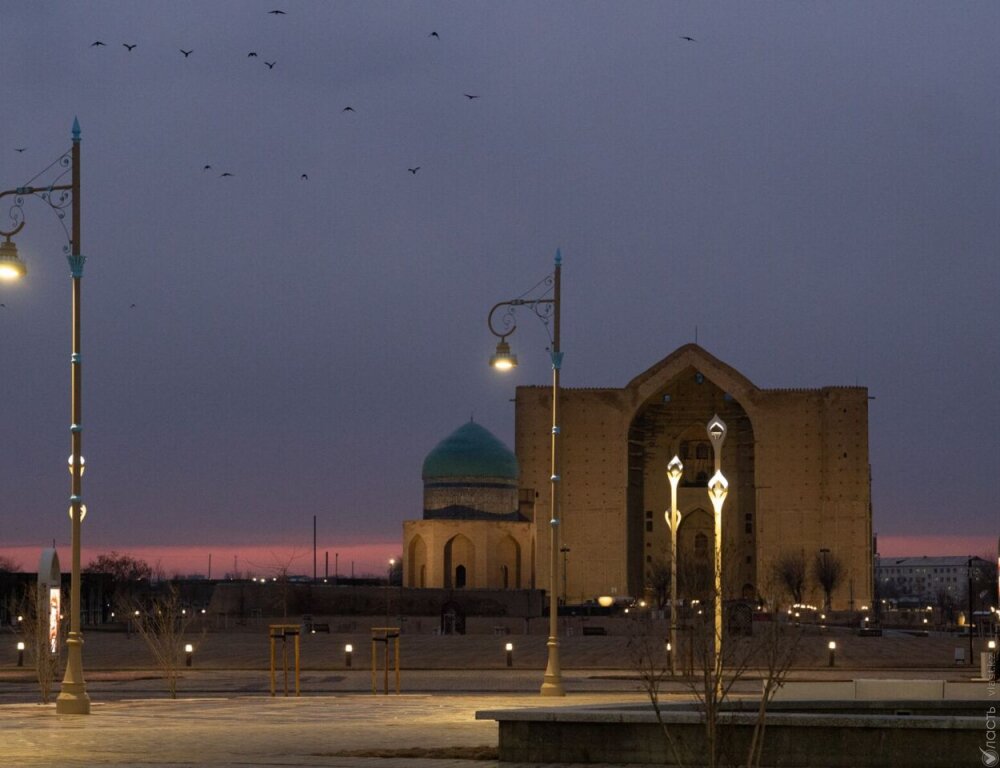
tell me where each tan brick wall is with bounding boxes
[515,345,873,610]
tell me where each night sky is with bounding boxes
[1,2,997,577]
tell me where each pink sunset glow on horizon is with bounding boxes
[876,534,997,560]
[0,542,401,579]
[1,534,996,577]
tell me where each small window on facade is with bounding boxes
[696,443,709,460]
[645,510,653,519]
[646,521,653,533]
[745,513,753,534]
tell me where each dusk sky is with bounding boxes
[1,2,997,577]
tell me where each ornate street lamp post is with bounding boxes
[665,455,683,676]
[487,249,564,696]
[0,119,90,714]
[706,414,728,699]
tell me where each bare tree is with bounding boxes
[648,559,672,611]
[9,585,62,703]
[86,551,152,604]
[0,555,22,573]
[812,551,844,611]
[771,552,807,607]
[128,584,199,698]
[249,549,307,618]
[625,622,686,767]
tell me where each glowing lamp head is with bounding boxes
[345,644,353,653]
[490,340,518,370]
[0,239,26,281]
[505,642,513,652]
[666,455,683,485]
[597,595,614,608]
[17,641,25,651]
[989,640,997,651]
[828,641,836,650]
[68,455,86,476]
[706,414,727,446]
[184,644,194,653]
[68,503,87,522]
[708,470,729,509]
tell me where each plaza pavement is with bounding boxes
[0,624,991,767]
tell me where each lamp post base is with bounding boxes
[55,633,90,714]
[539,637,565,696]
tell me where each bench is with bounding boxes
[582,626,607,636]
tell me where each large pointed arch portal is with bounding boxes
[624,345,758,601]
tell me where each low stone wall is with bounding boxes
[478,700,988,767]
[208,583,543,624]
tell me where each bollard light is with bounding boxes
[828,640,837,667]
[185,644,194,667]
[989,640,997,651]
[17,641,25,667]
[505,642,514,668]
[345,644,353,668]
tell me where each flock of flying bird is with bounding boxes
[10,10,501,181]
[10,9,699,176]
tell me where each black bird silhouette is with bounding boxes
[300,174,308,180]
[268,9,286,14]
[14,148,27,153]
[265,61,276,69]
[202,164,212,171]
[180,49,193,57]
[129,304,136,309]
[220,172,234,178]
[680,36,697,42]
[91,41,106,47]
[123,43,137,51]
[342,106,355,112]
[248,52,258,57]
[429,31,439,38]
[407,167,421,175]
[464,93,479,99]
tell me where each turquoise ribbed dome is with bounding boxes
[422,422,519,480]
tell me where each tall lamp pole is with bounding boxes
[0,119,90,714]
[666,456,683,676]
[487,249,564,696]
[706,414,728,699]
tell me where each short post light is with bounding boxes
[505,642,514,668]
[665,640,673,673]
[666,455,683,677]
[707,469,728,694]
[828,640,837,667]
[184,644,194,667]
[17,641,25,667]
[345,644,353,668]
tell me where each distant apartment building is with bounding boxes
[876,555,991,608]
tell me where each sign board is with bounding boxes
[37,549,61,655]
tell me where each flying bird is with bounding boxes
[220,172,234,177]
[123,43,137,51]
[429,31,439,38]
[300,174,308,180]
[129,304,136,309]
[248,52,258,57]
[407,167,421,175]
[342,106,355,112]
[90,41,106,47]
[679,36,697,42]
[268,9,286,14]
[265,61,276,69]
[464,93,479,99]
[14,148,27,153]
[180,49,193,57]
[202,164,212,170]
